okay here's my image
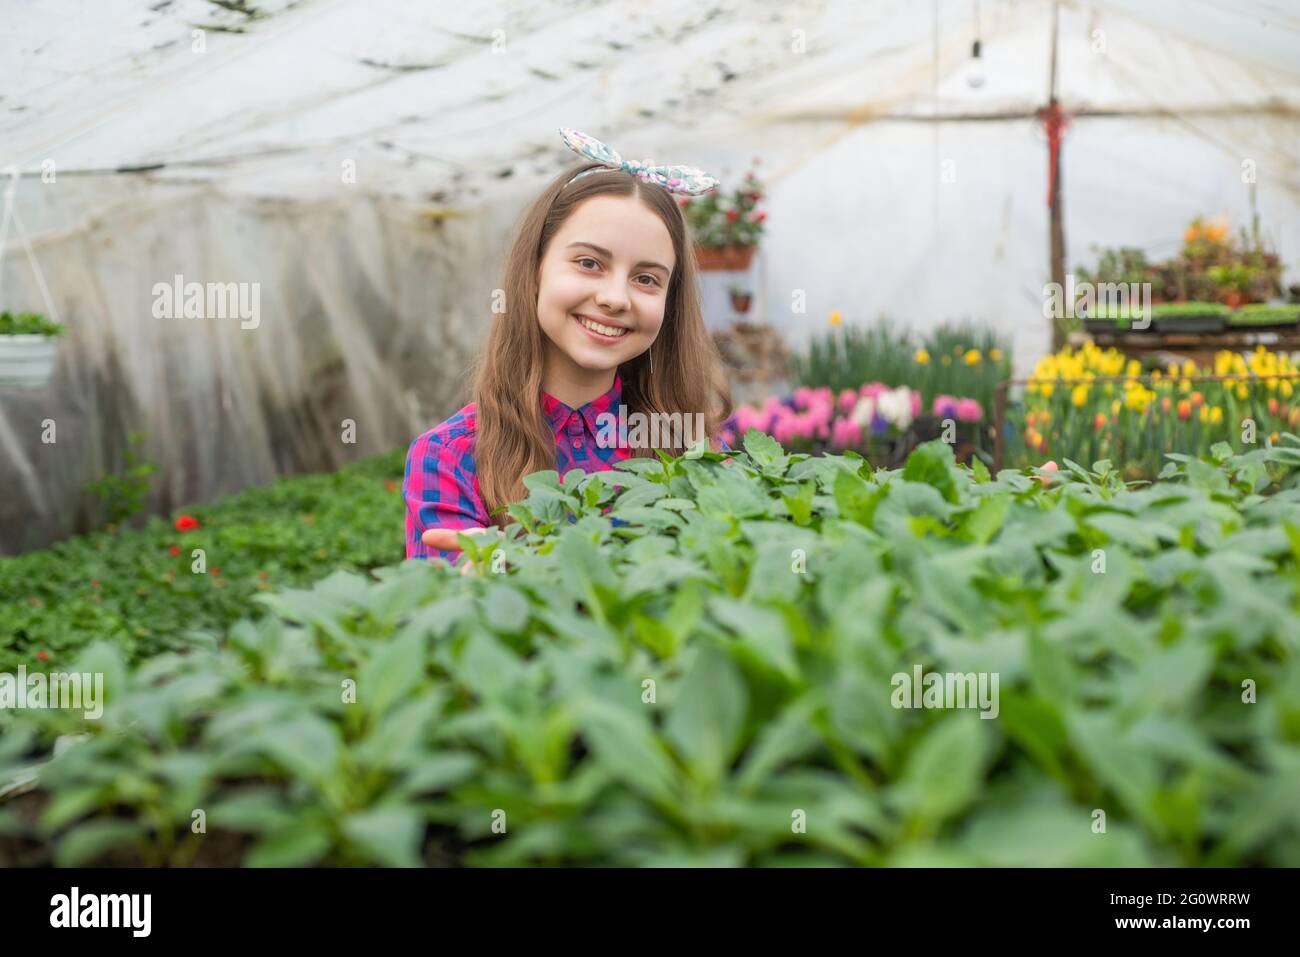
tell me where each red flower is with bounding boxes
[384,480,398,492]
[751,211,767,223]
[211,567,221,577]
[91,580,101,589]
[726,210,740,222]
[174,514,200,533]
[37,651,49,661]
[169,544,180,557]
[258,570,269,581]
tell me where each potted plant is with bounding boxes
[1151,301,1229,333]
[0,310,64,388]
[1227,303,1300,328]
[681,165,767,271]
[1207,262,1259,308]
[1081,305,1134,335]
[728,283,753,314]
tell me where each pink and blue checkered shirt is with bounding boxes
[405,373,727,565]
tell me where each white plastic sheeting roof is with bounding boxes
[2,0,1299,552]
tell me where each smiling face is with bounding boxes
[536,193,676,394]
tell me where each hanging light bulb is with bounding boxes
[965,37,986,89]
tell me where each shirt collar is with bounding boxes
[541,373,622,437]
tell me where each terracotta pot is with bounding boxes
[695,244,756,271]
[1222,290,1246,308]
[729,293,752,314]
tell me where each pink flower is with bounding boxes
[932,395,959,419]
[831,416,862,449]
[955,399,983,423]
[838,389,858,413]
[860,382,888,400]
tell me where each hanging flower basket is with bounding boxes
[695,244,756,272]
[0,312,65,388]
[0,334,60,388]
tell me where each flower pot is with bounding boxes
[1152,311,1226,333]
[1084,317,1132,335]
[695,244,756,272]
[0,334,59,388]
[729,293,753,314]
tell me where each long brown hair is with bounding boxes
[468,161,732,528]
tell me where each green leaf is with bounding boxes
[342,806,424,867]
[833,470,881,527]
[902,441,960,504]
[482,582,530,634]
[357,628,427,718]
[246,823,334,867]
[54,820,146,867]
[782,481,815,526]
[710,595,799,679]
[249,715,343,787]
[742,428,788,475]
[964,494,1010,544]
[664,643,749,786]
[896,715,994,827]
[579,698,679,804]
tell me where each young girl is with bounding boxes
[405,128,734,567]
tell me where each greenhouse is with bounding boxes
[1,0,1299,898]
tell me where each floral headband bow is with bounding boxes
[559,127,719,195]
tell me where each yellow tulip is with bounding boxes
[964,349,982,366]
[1282,379,1295,398]
[1210,406,1223,424]
[915,349,930,365]
[1071,384,1089,407]
[1236,383,1249,400]
[829,310,842,326]
[990,348,1003,362]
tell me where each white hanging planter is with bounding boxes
[0,333,60,388]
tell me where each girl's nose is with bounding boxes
[594,276,630,312]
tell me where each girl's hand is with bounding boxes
[421,526,502,576]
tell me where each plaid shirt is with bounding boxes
[404,374,727,565]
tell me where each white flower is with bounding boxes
[851,396,876,429]
[876,387,914,431]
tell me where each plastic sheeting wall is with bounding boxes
[0,174,529,553]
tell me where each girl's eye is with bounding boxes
[577,258,660,288]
